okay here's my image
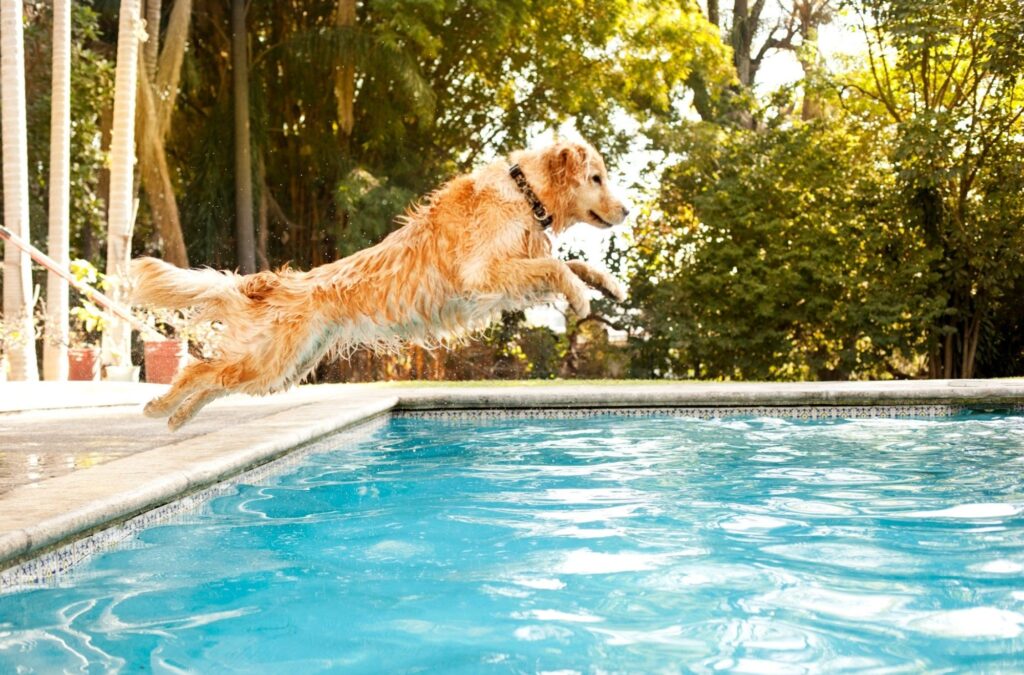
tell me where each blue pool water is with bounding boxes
[3,413,1024,672]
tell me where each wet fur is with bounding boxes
[132,140,628,430]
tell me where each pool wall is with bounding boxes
[2,380,1023,591]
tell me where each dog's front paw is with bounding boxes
[571,296,591,318]
[567,282,591,318]
[599,276,627,302]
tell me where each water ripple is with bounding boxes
[2,413,1024,671]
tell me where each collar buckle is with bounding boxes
[509,164,554,230]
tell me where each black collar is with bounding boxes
[508,163,553,230]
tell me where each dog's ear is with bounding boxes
[546,142,588,188]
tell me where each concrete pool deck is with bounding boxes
[2,378,1023,576]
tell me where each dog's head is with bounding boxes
[513,140,630,232]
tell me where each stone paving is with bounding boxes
[0,382,392,493]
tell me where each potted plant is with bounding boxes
[139,308,207,384]
[143,335,186,384]
[56,260,106,381]
[67,299,104,381]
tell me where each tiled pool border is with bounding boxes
[394,404,1024,421]
[4,400,1023,592]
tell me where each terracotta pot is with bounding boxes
[68,347,101,381]
[144,339,186,384]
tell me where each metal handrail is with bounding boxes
[0,224,164,341]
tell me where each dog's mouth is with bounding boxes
[587,210,615,228]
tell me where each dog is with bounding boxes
[132,139,629,430]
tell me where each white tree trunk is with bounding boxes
[1,0,39,381]
[44,0,72,381]
[232,0,255,274]
[103,0,143,368]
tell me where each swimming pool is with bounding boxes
[2,412,1024,671]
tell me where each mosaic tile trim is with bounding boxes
[395,404,981,422]
[0,417,387,594]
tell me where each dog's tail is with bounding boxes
[130,257,242,310]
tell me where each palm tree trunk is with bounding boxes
[232,0,255,274]
[335,0,356,138]
[155,0,190,138]
[943,332,954,379]
[44,0,72,381]
[138,50,189,266]
[1,0,39,381]
[137,0,190,267]
[144,0,161,80]
[256,150,270,270]
[104,0,144,368]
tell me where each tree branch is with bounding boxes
[858,9,902,122]
[155,0,192,138]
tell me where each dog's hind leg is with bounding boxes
[156,355,278,429]
[144,360,223,418]
[167,388,225,431]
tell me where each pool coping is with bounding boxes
[391,379,1024,410]
[2,379,1023,584]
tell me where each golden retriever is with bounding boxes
[131,139,629,429]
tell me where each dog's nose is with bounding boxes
[621,205,630,218]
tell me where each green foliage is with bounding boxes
[841,0,1024,376]
[67,259,107,346]
[13,0,1024,380]
[616,0,1024,380]
[516,326,564,379]
[627,119,940,379]
[169,0,724,266]
[334,169,416,252]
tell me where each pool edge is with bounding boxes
[0,395,398,585]
[3,379,1024,589]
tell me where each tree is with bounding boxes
[2,0,39,381]
[24,4,113,270]
[623,0,1024,381]
[686,0,835,125]
[44,0,71,381]
[625,117,940,380]
[170,0,724,269]
[232,0,255,274]
[136,0,191,267]
[334,0,356,140]
[847,0,1024,377]
[103,0,144,368]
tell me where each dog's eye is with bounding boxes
[591,175,602,185]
